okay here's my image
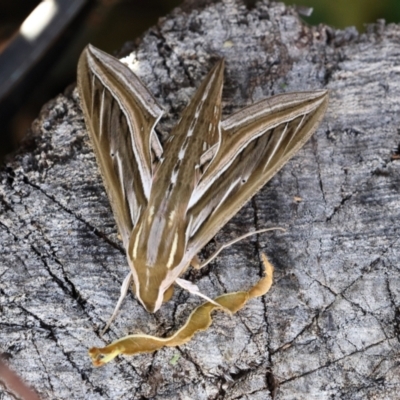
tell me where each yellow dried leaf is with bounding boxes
[89,254,274,366]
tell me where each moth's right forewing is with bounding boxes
[187,90,328,254]
[77,45,164,246]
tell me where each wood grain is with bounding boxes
[1,1,399,399]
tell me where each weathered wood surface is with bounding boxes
[1,0,400,398]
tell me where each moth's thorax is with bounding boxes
[126,78,224,312]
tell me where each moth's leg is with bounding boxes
[175,278,231,313]
[101,272,132,336]
[195,227,285,270]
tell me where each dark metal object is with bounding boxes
[0,0,93,157]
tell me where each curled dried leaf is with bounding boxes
[89,254,274,366]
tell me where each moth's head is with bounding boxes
[128,261,171,313]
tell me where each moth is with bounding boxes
[77,45,328,333]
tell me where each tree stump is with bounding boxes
[1,0,400,399]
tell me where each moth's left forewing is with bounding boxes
[186,90,329,255]
[77,45,164,247]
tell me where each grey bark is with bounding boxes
[1,0,400,399]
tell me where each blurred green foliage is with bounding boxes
[280,0,400,31]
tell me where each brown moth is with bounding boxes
[77,45,328,365]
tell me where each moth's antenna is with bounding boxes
[195,227,285,270]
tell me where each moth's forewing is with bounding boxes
[77,45,163,247]
[186,90,328,255]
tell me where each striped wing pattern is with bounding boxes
[186,91,328,256]
[77,45,163,247]
[78,44,328,315]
